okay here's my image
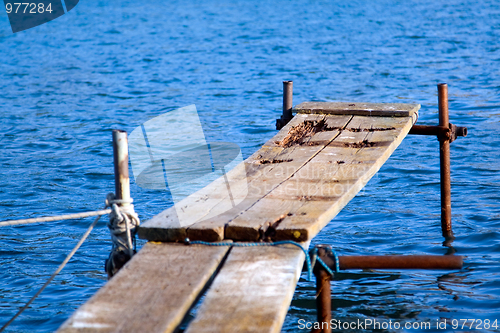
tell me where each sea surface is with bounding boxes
[1,0,499,332]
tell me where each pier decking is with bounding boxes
[139,102,418,243]
[58,102,419,333]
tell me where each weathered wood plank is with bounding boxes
[139,114,353,242]
[274,115,417,241]
[185,115,353,241]
[225,112,418,241]
[137,162,248,242]
[138,114,318,242]
[139,102,419,243]
[185,244,305,333]
[295,102,419,117]
[57,242,230,333]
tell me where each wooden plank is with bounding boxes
[186,115,352,241]
[139,114,353,242]
[295,101,419,117]
[138,114,314,242]
[140,102,419,243]
[274,119,416,240]
[137,162,248,242]
[225,112,418,241]
[185,244,305,333]
[57,242,230,333]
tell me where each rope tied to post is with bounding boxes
[309,246,339,278]
[105,193,140,278]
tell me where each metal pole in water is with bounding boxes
[437,84,452,237]
[315,269,332,333]
[113,129,131,208]
[312,246,332,333]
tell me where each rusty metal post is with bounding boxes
[438,84,452,237]
[315,269,331,333]
[277,81,294,130]
[312,246,332,333]
[112,129,131,208]
[409,84,468,239]
[283,80,293,121]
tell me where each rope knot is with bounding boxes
[310,245,339,278]
[105,193,140,278]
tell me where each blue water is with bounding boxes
[1,0,499,332]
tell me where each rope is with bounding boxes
[0,212,103,333]
[309,247,339,277]
[186,240,342,281]
[186,239,314,281]
[0,194,140,329]
[106,193,139,257]
[0,209,112,227]
[105,193,140,277]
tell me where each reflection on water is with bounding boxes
[1,0,500,331]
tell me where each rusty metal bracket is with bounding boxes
[313,246,463,272]
[410,123,467,143]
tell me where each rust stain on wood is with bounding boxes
[259,159,293,164]
[277,118,330,148]
[327,140,393,148]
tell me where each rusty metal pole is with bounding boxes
[315,269,332,333]
[312,247,332,333]
[276,80,294,130]
[112,129,131,209]
[337,255,463,270]
[283,80,293,121]
[438,84,452,237]
[315,251,463,271]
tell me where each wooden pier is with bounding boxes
[58,101,421,333]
